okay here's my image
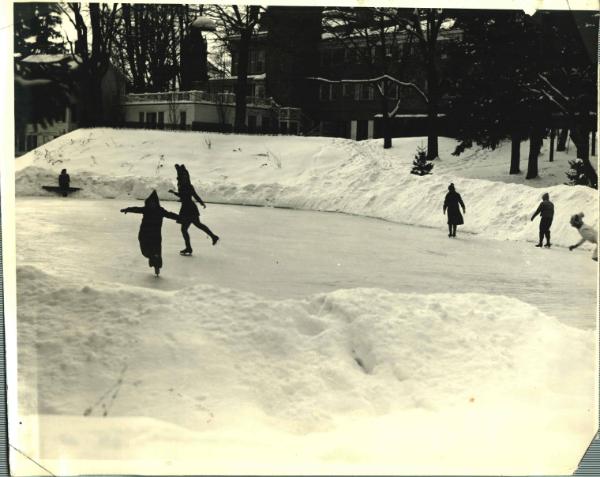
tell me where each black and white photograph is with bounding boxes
[4,0,599,474]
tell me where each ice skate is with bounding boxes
[212,235,220,246]
[535,243,543,248]
[544,243,552,248]
[180,248,193,256]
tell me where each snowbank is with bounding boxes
[15,128,597,247]
[15,264,595,475]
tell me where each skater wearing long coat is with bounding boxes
[443,183,466,237]
[121,190,179,275]
[169,164,219,255]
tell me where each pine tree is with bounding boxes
[14,2,64,59]
[565,159,593,187]
[411,146,433,176]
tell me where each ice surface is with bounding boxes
[15,128,598,247]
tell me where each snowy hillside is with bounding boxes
[15,264,596,475]
[15,128,598,247]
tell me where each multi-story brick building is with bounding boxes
[217,7,460,139]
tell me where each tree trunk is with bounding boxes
[426,63,439,159]
[591,129,596,157]
[526,129,543,180]
[549,128,555,162]
[234,29,251,133]
[509,131,521,174]
[380,79,391,149]
[571,125,597,187]
[556,128,568,151]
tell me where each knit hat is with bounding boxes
[570,213,584,227]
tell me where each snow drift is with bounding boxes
[15,128,598,247]
[16,264,595,475]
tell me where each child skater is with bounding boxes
[169,164,219,255]
[120,190,179,276]
[568,213,598,261]
[531,192,554,248]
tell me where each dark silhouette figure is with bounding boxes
[58,169,70,196]
[169,164,219,255]
[531,192,554,248]
[443,183,466,237]
[121,190,179,276]
[568,213,598,261]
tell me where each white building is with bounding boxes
[122,90,300,134]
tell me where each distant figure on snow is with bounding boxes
[443,183,466,238]
[568,213,598,261]
[58,169,70,189]
[120,190,179,276]
[531,192,554,248]
[58,169,70,196]
[169,164,219,255]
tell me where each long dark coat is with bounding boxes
[123,193,179,260]
[444,191,466,225]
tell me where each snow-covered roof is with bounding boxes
[21,54,71,64]
[191,16,217,31]
[21,53,81,70]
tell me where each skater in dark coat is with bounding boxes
[531,192,554,248]
[443,183,466,237]
[169,164,219,255]
[120,190,179,276]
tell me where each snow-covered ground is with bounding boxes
[15,128,598,247]
[10,129,598,475]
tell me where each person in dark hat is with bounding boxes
[58,169,70,196]
[169,164,219,255]
[443,183,466,238]
[120,190,179,276]
[531,192,555,248]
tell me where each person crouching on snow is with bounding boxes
[568,213,598,261]
[120,190,179,276]
[531,192,554,248]
[443,183,466,238]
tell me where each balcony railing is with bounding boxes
[124,90,276,109]
[124,90,212,103]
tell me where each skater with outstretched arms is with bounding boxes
[120,190,179,275]
[169,164,219,256]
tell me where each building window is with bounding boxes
[139,112,145,123]
[343,84,355,99]
[359,84,371,100]
[319,84,331,101]
[158,112,164,125]
[146,112,157,125]
[26,135,38,150]
[320,50,331,67]
[249,49,266,74]
[331,84,340,101]
[179,111,186,126]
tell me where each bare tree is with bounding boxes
[209,5,263,133]
[321,7,419,148]
[60,2,122,126]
